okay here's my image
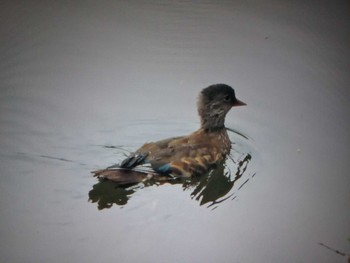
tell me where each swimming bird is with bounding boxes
[93,84,246,184]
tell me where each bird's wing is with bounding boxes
[150,144,223,177]
[119,136,186,169]
[119,152,148,168]
[117,133,227,177]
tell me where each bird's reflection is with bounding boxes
[89,153,252,210]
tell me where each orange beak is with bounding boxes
[233,98,246,107]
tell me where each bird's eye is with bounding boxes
[224,95,230,101]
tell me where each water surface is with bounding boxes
[1,1,350,262]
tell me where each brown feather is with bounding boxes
[92,169,151,185]
[92,84,245,182]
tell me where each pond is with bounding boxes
[1,1,349,262]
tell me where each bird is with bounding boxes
[92,83,246,184]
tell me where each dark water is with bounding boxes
[1,1,350,262]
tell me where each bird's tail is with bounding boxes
[92,168,152,185]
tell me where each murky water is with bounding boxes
[1,1,350,262]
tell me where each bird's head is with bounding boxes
[197,84,246,131]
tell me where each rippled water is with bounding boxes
[88,128,255,210]
[1,1,350,263]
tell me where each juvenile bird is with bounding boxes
[93,84,246,184]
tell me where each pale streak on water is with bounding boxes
[1,1,350,263]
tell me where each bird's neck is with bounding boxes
[197,96,230,132]
[199,113,226,132]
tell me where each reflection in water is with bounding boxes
[89,182,136,209]
[89,153,253,210]
[190,154,252,208]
